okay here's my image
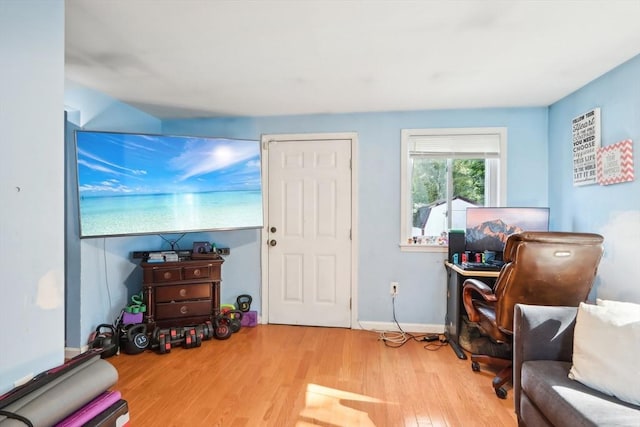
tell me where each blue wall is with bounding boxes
[548,55,640,303]
[163,109,549,327]
[64,82,162,348]
[62,88,548,348]
[63,53,640,357]
[1,1,65,394]
[4,0,636,398]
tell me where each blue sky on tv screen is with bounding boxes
[76,132,261,197]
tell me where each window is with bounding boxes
[400,127,507,251]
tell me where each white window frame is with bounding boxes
[400,127,507,252]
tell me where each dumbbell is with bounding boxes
[151,327,201,353]
[168,326,201,349]
[150,327,172,354]
[188,323,212,342]
[181,327,202,349]
[193,321,214,341]
[202,320,214,340]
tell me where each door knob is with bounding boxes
[270,226,277,233]
[269,239,277,247]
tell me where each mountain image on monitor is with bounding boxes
[464,207,550,253]
[466,219,524,252]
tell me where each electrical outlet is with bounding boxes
[390,281,399,295]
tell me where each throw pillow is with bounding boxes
[596,298,640,319]
[568,302,640,406]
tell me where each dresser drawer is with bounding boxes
[155,300,212,319]
[155,283,211,302]
[149,264,221,283]
[183,264,220,280]
[151,268,183,283]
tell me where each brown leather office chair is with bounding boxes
[462,231,604,398]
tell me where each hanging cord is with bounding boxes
[102,238,113,316]
[377,295,448,350]
[379,295,429,347]
[159,233,186,251]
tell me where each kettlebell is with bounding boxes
[213,315,232,340]
[227,310,243,333]
[90,324,118,358]
[236,294,252,312]
[120,323,149,355]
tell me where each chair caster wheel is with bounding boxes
[471,361,480,372]
[495,387,507,399]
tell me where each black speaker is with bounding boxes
[448,230,466,263]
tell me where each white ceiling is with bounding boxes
[65,0,640,119]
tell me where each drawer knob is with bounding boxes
[163,272,172,280]
[193,269,201,277]
[179,288,187,297]
[180,306,188,314]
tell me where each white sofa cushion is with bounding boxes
[597,298,640,319]
[569,301,640,406]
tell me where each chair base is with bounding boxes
[470,354,512,399]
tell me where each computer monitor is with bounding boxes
[465,207,550,255]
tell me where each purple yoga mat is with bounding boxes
[54,391,121,427]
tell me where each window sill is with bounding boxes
[399,244,448,253]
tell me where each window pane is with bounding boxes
[411,157,447,243]
[453,159,485,204]
[451,159,485,230]
[411,157,487,242]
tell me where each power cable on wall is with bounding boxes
[378,294,448,350]
[102,238,113,318]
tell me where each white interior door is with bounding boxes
[265,135,353,327]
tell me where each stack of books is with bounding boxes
[146,253,165,263]
[161,251,179,262]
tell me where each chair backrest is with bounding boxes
[493,231,604,333]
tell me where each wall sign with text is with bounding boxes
[597,139,634,185]
[572,108,601,186]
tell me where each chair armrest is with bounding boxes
[462,278,496,323]
[513,304,578,417]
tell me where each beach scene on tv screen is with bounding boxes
[76,132,263,237]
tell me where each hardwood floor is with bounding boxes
[109,325,517,426]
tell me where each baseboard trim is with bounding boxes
[355,321,444,334]
[65,345,89,360]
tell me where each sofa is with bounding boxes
[513,304,640,427]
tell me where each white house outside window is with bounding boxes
[400,128,507,252]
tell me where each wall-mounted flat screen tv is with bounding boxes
[75,130,263,238]
[465,207,550,253]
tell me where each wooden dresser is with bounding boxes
[141,257,223,331]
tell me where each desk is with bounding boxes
[444,261,499,359]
